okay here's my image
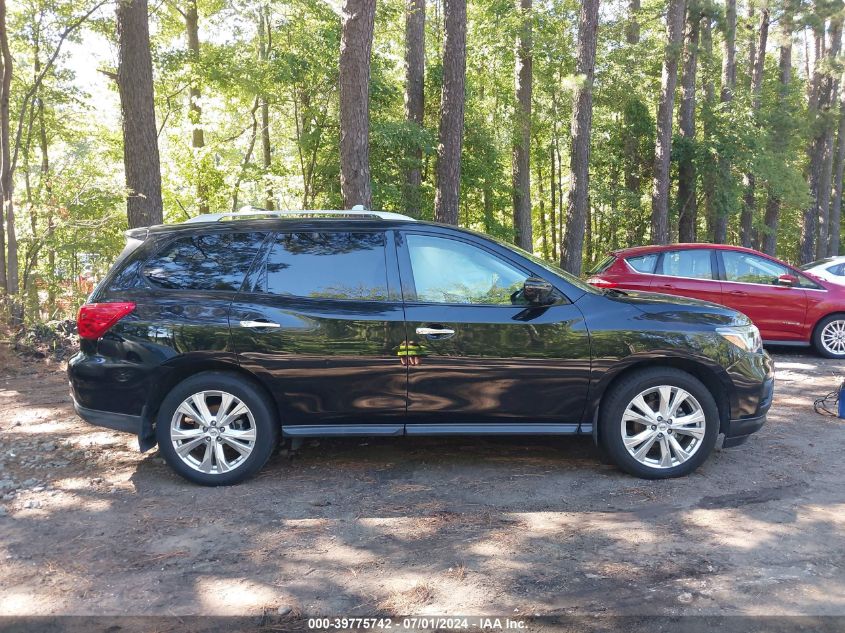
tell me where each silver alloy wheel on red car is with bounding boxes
[820,319,845,356]
[169,390,257,474]
[620,385,707,469]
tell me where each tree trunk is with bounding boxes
[710,0,736,243]
[0,0,12,292]
[434,0,466,225]
[537,155,548,259]
[740,5,769,248]
[762,9,792,256]
[511,0,533,251]
[549,142,558,260]
[258,7,274,210]
[622,0,642,244]
[185,0,208,214]
[339,0,376,209]
[116,0,164,229]
[701,15,718,242]
[720,0,736,102]
[831,72,845,256]
[626,0,640,45]
[560,0,599,275]
[650,0,686,245]
[801,24,826,262]
[802,18,840,263]
[403,0,425,217]
[677,1,700,243]
[817,18,842,259]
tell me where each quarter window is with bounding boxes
[661,250,714,280]
[142,232,266,291]
[406,234,528,305]
[626,254,658,274]
[265,232,388,300]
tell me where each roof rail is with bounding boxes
[182,204,416,224]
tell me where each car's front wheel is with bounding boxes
[156,372,279,486]
[599,368,720,479]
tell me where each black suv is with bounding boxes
[68,209,774,485]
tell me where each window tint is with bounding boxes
[722,251,789,285]
[265,232,388,300]
[406,234,528,304]
[661,250,714,280]
[142,232,265,291]
[626,254,658,274]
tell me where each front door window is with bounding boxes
[405,234,528,305]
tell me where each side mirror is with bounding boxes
[777,274,798,287]
[523,277,555,305]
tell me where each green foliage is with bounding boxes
[2,0,828,325]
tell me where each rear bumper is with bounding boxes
[723,375,774,448]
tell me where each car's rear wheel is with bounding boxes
[813,314,845,359]
[599,368,719,479]
[156,372,278,486]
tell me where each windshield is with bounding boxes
[484,235,602,295]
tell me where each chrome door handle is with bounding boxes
[415,327,455,336]
[239,320,280,329]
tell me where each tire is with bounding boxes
[813,314,845,359]
[155,371,279,486]
[599,368,720,479]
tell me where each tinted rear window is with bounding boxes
[625,254,658,273]
[264,232,388,300]
[142,232,266,291]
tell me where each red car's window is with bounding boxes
[722,251,788,285]
[660,250,715,280]
[588,254,616,275]
[625,254,658,274]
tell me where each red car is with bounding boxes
[586,243,845,358]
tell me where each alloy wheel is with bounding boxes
[820,319,845,356]
[169,390,257,474]
[620,385,706,469]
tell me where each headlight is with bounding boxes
[716,324,762,353]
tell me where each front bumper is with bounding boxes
[72,397,142,435]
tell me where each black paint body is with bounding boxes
[68,219,774,450]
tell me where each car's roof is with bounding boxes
[131,216,455,238]
[611,242,776,258]
[803,255,845,268]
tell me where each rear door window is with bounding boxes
[142,232,266,291]
[264,232,389,301]
[660,249,715,280]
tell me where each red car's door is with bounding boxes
[717,249,808,341]
[649,249,723,303]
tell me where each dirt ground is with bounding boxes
[1,345,844,626]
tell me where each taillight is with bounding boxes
[77,302,136,340]
[587,277,617,288]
